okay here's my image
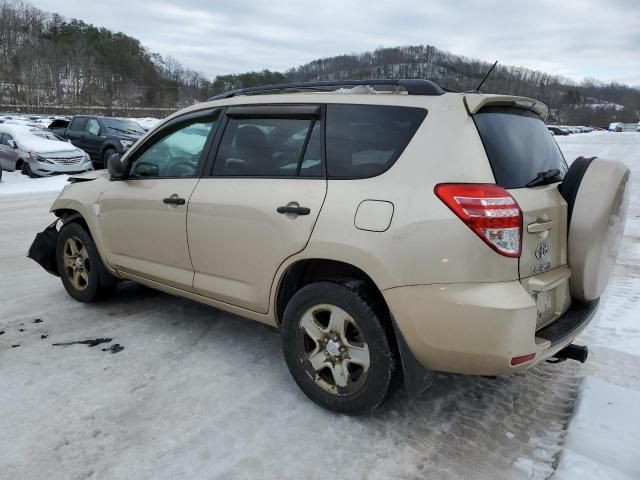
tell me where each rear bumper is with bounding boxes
[383,281,598,376]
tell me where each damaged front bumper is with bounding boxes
[27,219,60,276]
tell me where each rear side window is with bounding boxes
[326,104,426,178]
[85,118,100,135]
[473,106,567,189]
[213,118,320,177]
[70,117,87,131]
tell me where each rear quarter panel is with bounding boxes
[274,93,519,293]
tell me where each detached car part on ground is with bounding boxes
[0,124,93,177]
[28,80,631,414]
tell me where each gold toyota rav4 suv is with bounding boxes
[30,80,630,414]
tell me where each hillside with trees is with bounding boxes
[0,0,209,114]
[1,0,638,124]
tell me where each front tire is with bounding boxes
[56,222,112,302]
[22,162,38,178]
[102,148,116,167]
[282,280,400,415]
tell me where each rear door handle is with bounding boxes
[277,205,310,216]
[528,220,553,233]
[163,196,186,206]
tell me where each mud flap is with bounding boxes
[390,315,436,396]
[27,219,60,276]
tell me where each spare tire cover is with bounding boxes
[561,158,630,301]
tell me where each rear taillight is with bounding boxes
[434,183,522,257]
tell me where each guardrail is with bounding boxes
[0,104,177,117]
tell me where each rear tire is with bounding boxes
[56,222,113,302]
[281,279,400,415]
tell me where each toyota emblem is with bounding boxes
[535,242,549,259]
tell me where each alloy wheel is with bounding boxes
[62,235,91,291]
[296,304,371,395]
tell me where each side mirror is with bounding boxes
[7,139,17,149]
[107,153,127,179]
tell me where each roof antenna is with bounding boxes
[473,61,498,93]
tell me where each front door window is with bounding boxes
[129,115,219,178]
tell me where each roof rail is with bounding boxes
[208,79,445,101]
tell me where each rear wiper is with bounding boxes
[526,168,561,188]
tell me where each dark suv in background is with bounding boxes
[49,116,145,166]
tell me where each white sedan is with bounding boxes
[0,124,93,177]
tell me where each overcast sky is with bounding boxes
[29,0,640,85]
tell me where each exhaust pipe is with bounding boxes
[553,344,589,363]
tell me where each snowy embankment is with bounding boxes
[554,378,640,480]
[551,131,640,480]
[0,170,69,196]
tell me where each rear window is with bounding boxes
[326,104,426,179]
[473,106,567,189]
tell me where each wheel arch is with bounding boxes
[52,206,120,280]
[275,258,387,328]
[54,208,89,231]
[101,142,119,157]
[274,257,435,396]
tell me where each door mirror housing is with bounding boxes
[7,139,17,149]
[107,153,127,179]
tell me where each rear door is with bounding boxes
[66,117,88,149]
[187,105,326,313]
[473,106,569,323]
[83,118,104,158]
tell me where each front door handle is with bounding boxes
[277,205,310,216]
[163,196,186,206]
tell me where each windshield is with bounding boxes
[103,118,145,135]
[473,106,568,189]
[31,129,66,142]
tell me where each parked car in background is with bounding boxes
[49,116,145,166]
[636,122,640,132]
[3,118,44,128]
[33,79,631,414]
[547,126,569,136]
[132,117,161,132]
[609,122,623,132]
[0,124,93,177]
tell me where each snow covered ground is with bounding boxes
[0,131,638,479]
[0,170,69,196]
[548,132,640,480]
